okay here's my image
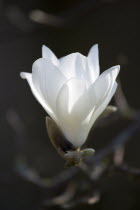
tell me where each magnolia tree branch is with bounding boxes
[7,111,140,207]
[4,0,120,32]
[89,114,140,166]
[115,163,140,177]
[29,0,118,28]
[6,80,140,207]
[115,79,137,118]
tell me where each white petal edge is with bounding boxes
[88,44,100,79]
[32,58,67,112]
[84,65,120,135]
[89,65,120,109]
[42,45,59,66]
[88,81,118,134]
[20,72,57,122]
[69,66,119,146]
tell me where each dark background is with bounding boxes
[0,0,140,209]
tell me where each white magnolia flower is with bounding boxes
[20,44,120,149]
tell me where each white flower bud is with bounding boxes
[20,44,120,149]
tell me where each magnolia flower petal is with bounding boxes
[63,65,119,146]
[42,45,59,66]
[59,53,96,84]
[88,82,117,133]
[88,44,100,78]
[70,86,96,123]
[20,72,57,121]
[56,78,91,148]
[83,65,119,135]
[32,58,66,112]
[56,77,87,115]
[88,65,120,109]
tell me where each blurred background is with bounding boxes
[0,0,140,209]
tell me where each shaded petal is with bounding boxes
[87,65,120,109]
[20,72,57,121]
[83,65,119,134]
[59,53,96,85]
[56,78,91,148]
[61,65,119,146]
[32,58,67,112]
[88,82,117,133]
[42,45,59,66]
[88,44,100,78]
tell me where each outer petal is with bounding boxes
[32,58,67,112]
[86,65,120,133]
[59,53,96,85]
[20,72,57,121]
[56,78,92,148]
[88,82,117,133]
[88,44,100,79]
[88,65,120,109]
[42,45,59,66]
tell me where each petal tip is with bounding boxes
[92,43,99,49]
[20,72,26,79]
[42,45,48,57]
[116,65,120,70]
[32,58,45,68]
[111,65,120,75]
[94,43,98,47]
[42,44,46,50]
[115,65,120,73]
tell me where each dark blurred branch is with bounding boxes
[16,157,78,192]
[115,79,137,118]
[5,6,36,32]
[88,114,140,166]
[6,109,28,153]
[43,182,76,206]
[29,0,118,28]
[14,113,140,184]
[115,163,140,177]
[61,191,100,208]
[7,79,140,207]
[4,0,119,31]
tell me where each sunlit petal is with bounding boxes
[42,45,59,66]
[88,44,100,79]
